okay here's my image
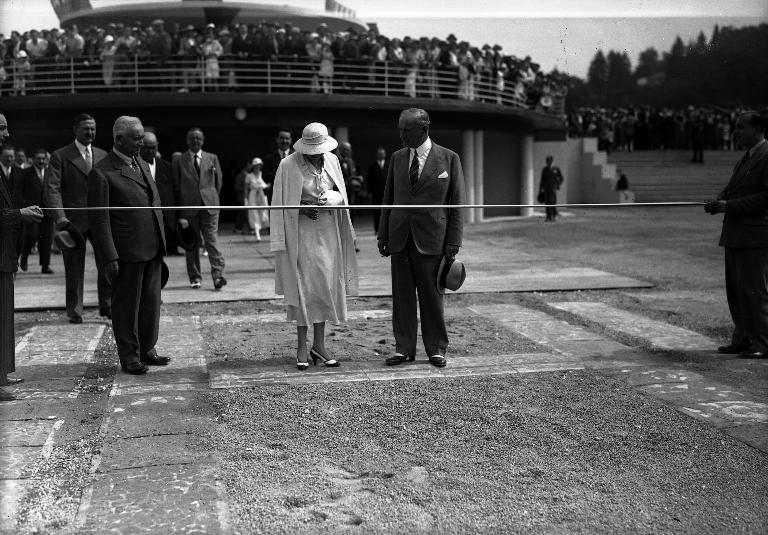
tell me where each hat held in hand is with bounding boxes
[53,222,85,251]
[176,220,197,251]
[436,256,466,294]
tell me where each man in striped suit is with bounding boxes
[0,112,43,401]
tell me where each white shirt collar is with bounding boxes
[190,150,202,159]
[413,137,432,157]
[748,139,766,154]
[74,139,91,156]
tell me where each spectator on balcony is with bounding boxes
[100,35,117,87]
[13,51,31,96]
[178,25,200,92]
[318,43,334,94]
[63,25,85,59]
[232,24,252,89]
[202,27,223,91]
[24,30,48,61]
[218,29,235,91]
[437,36,459,98]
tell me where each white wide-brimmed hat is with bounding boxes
[293,123,338,155]
[251,157,263,166]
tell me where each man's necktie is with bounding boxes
[194,154,201,176]
[130,157,142,177]
[409,149,419,187]
[84,146,92,172]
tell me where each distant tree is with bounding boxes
[664,36,686,81]
[605,50,633,106]
[586,50,608,105]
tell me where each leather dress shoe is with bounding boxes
[69,315,83,324]
[428,355,447,368]
[122,362,149,375]
[385,353,414,366]
[0,390,15,402]
[214,276,227,290]
[99,307,112,319]
[0,376,24,386]
[718,342,750,354]
[19,257,27,271]
[141,354,171,366]
[739,350,767,359]
[41,266,54,274]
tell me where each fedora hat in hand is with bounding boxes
[436,256,466,295]
[293,122,338,155]
[160,260,169,289]
[176,220,197,251]
[53,222,85,251]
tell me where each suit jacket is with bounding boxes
[87,151,166,264]
[45,142,108,232]
[150,157,176,227]
[378,142,465,255]
[263,148,294,186]
[718,140,768,249]
[540,165,564,193]
[0,165,24,208]
[21,166,46,206]
[172,150,222,218]
[366,159,388,202]
[0,173,21,273]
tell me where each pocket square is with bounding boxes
[438,171,449,179]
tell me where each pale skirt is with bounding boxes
[287,209,347,326]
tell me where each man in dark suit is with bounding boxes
[705,111,768,359]
[378,108,465,368]
[139,131,180,255]
[539,155,564,222]
[172,127,226,289]
[88,116,170,375]
[0,144,24,262]
[44,113,110,323]
[19,147,54,273]
[262,128,294,205]
[366,146,387,233]
[0,112,43,401]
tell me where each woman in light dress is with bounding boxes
[244,157,269,241]
[271,123,358,370]
[202,29,223,91]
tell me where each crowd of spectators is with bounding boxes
[0,19,566,110]
[568,105,750,154]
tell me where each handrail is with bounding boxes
[2,56,565,114]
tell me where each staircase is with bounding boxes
[608,151,735,203]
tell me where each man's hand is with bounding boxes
[55,216,69,230]
[378,239,390,257]
[178,218,190,229]
[103,260,119,285]
[20,206,43,223]
[444,244,460,260]
[704,200,727,215]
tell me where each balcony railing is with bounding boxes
[2,56,564,114]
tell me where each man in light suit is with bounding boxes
[378,108,465,368]
[172,127,226,289]
[139,132,180,255]
[44,113,111,323]
[88,116,170,375]
[705,111,768,359]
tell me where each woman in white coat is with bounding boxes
[244,157,269,240]
[271,123,359,370]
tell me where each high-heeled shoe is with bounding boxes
[296,350,310,371]
[310,347,339,367]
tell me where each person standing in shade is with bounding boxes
[44,113,111,322]
[539,155,564,222]
[140,132,180,255]
[0,112,43,401]
[172,127,226,290]
[19,148,54,273]
[271,123,358,370]
[366,146,387,233]
[88,116,170,375]
[244,157,269,241]
[262,128,294,206]
[705,111,768,359]
[378,108,465,368]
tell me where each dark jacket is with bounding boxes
[87,151,166,264]
[45,142,108,232]
[0,174,21,273]
[718,140,768,248]
[367,159,388,203]
[539,164,564,193]
[151,157,175,228]
[378,142,465,255]
[21,165,46,205]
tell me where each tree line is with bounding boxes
[565,23,768,110]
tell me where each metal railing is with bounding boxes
[2,56,565,113]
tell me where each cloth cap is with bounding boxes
[293,123,338,155]
[436,256,466,294]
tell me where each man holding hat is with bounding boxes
[88,116,169,375]
[0,112,43,401]
[378,108,465,368]
[44,113,110,323]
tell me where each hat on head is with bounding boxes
[293,123,338,155]
[447,33,457,42]
[103,35,114,43]
[251,157,263,166]
[53,222,85,251]
[151,19,164,25]
[16,50,27,58]
[175,220,197,251]
[436,256,466,295]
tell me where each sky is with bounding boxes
[1,0,766,76]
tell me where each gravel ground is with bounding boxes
[209,372,768,534]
